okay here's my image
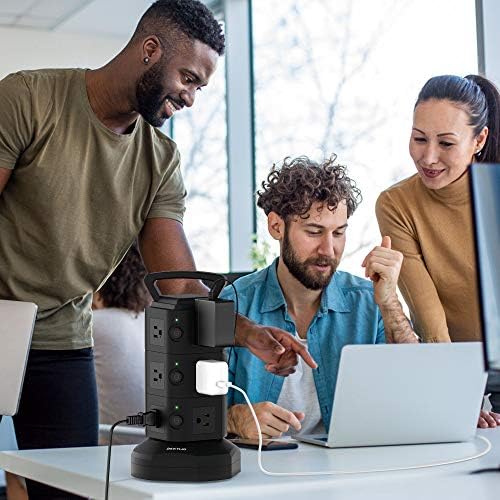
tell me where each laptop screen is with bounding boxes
[470,163,500,372]
[0,300,37,415]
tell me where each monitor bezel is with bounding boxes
[469,162,499,373]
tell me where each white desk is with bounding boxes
[1,430,500,500]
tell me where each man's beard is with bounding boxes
[136,63,168,127]
[282,230,339,291]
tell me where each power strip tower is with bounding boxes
[131,271,241,481]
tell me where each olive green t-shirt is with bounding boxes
[0,68,186,349]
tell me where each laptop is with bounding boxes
[0,300,37,416]
[296,343,487,448]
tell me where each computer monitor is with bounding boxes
[470,163,500,372]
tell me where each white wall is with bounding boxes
[0,27,127,79]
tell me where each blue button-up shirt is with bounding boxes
[221,259,385,430]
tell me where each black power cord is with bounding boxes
[105,410,160,500]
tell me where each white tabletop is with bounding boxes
[1,430,500,499]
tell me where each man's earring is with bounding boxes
[143,57,150,64]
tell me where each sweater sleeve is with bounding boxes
[375,190,450,343]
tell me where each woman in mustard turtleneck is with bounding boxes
[376,74,500,426]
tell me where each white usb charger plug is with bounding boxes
[196,360,230,396]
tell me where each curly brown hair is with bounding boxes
[256,155,362,220]
[98,243,151,314]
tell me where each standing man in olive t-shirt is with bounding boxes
[0,1,316,498]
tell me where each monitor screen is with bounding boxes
[470,163,500,372]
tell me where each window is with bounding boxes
[172,51,229,272]
[252,0,477,274]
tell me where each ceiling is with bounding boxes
[0,0,221,38]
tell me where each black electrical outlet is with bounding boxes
[150,318,166,346]
[150,361,165,390]
[146,395,226,441]
[192,406,216,434]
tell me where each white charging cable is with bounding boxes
[219,381,492,476]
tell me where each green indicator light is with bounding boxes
[175,318,179,322]
[175,405,180,410]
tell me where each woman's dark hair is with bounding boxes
[256,155,362,220]
[98,243,151,314]
[415,74,500,163]
[133,0,225,56]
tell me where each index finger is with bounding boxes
[287,336,318,368]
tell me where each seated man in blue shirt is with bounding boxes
[221,156,417,439]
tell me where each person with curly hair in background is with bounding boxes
[221,156,418,440]
[92,243,151,445]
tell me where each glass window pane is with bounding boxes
[252,0,477,275]
[171,54,229,271]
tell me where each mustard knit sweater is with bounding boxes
[376,171,480,343]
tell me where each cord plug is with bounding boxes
[126,410,161,427]
[196,360,229,395]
